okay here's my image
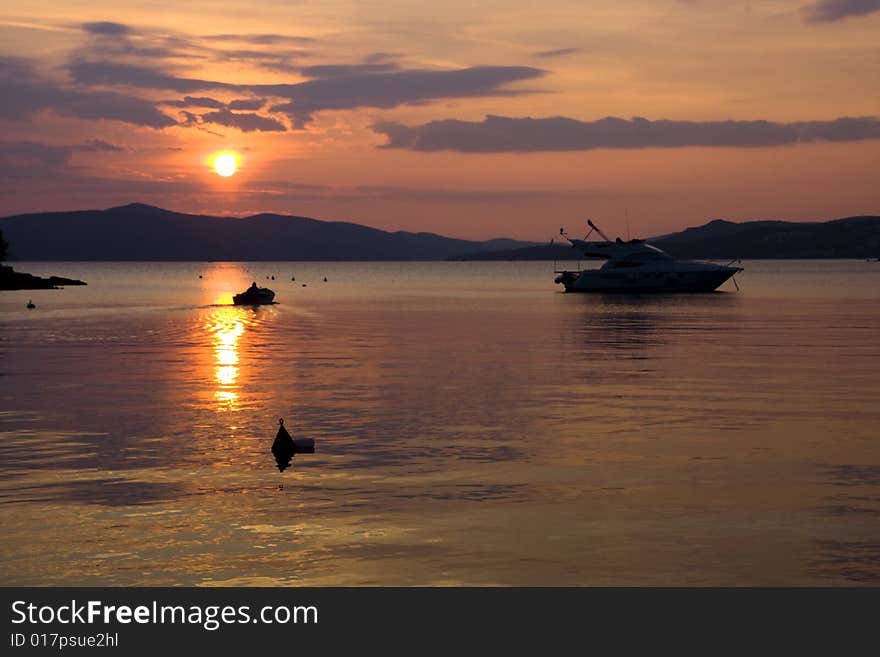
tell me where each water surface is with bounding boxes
[1,260,878,585]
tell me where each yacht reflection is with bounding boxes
[570,292,739,351]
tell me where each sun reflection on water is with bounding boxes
[206,307,247,411]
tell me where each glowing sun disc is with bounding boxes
[213,153,238,177]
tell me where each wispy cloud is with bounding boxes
[67,60,234,94]
[0,140,125,180]
[268,66,546,127]
[299,63,400,78]
[0,56,176,129]
[66,52,546,129]
[228,98,266,111]
[200,109,286,132]
[81,21,131,36]
[201,33,315,45]
[76,139,127,152]
[533,48,581,58]
[374,114,880,152]
[802,0,880,22]
[161,96,226,109]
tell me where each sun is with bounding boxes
[212,152,239,177]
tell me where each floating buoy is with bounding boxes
[26,300,35,309]
[198,275,202,279]
[272,418,295,472]
[291,275,295,281]
[323,277,327,282]
[271,275,275,280]
[302,283,307,287]
[272,418,315,472]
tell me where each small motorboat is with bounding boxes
[233,282,275,305]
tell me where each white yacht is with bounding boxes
[554,220,742,293]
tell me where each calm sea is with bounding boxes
[1,260,878,585]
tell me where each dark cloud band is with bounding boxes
[267,66,546,127]
[0,56,176,129]
[802,0,880,22]
[200,109,286,132]
[66,57,545,128]
[373,114,880,152]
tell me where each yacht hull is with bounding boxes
[560,267,739,293]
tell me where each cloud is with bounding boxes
[82,22,131,36]
[268,66,546,127]
[66,55,546,129]
[228,98,266,111]
[67,60,234,93]
[202,33,315,45]
[212,49,309,74]
[352,185,589,202]
[373,114,880,152]
[0,141,74,171]
[78,21,197,59]
[162,96,227,109]
[75,139,126,152]
[78,21,309,71]
[0,140,124,180]
[158,97,283,132]
[802,0,880,22]
[363,52,403,64]
[0,56,177,129]
[533,48,581,58]
[62,26,547,129]
[200,109,287,132]
[299,63,400,78]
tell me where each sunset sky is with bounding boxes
[1,1,878,239]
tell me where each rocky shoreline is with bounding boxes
[0,265,87,290]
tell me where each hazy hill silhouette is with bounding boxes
[0,203,531,261]
[652,216,880,259]
[454,216,880,260]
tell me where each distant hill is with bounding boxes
[0,203,533,261]
[455,216,880,260]
[449,243,577,261]
[652,216,880,259]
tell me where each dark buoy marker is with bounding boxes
[272,418,295,473]
[26,300,35,309]
[271,418,315,475]
[323,277,327,282]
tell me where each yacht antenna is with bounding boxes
[586,219,612,242]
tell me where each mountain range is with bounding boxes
[455,216,880,260]
[1,204,878,261]
[0,203,530,261]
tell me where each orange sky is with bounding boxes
[1,1,878,240]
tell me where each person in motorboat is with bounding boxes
[234,281,276,305]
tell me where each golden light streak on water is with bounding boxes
[207,307,246,411]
